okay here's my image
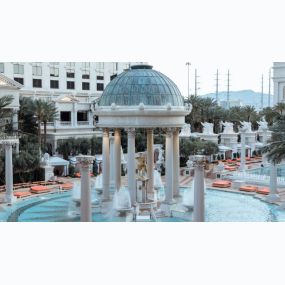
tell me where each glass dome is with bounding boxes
[98,64,184,107]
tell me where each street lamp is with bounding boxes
[186,62,191,102]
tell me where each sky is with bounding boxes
[1,0,284,96]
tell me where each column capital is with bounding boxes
[126,128,136,137]
[103,128,109,137]
[164,128,174,137]
[114,128,121,135]
[76,155,95,168]
[190,155,207,169]
[146,128,154,134]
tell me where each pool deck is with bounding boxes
[1,160,285,210]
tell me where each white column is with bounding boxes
[266,164,280,203]
[102,129,110,201]
[239,129,246,171]
[173,128,180,197]
[72,102,77,127]
[127,128,136,205]
[146,129,154,194]
[76,155,95,222]
[12,110,19,131]
[165,128,174,204]
[193,155,206,222]
[5,143,14,204]
[109,135,115,189]
[114,129,121,191]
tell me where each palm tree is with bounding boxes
[259,107,279,126]
[242,105,256,122]
[42,101,58,149]
[0,95,13,118]
[0,95,14,132]
[32,99,58,152]
[262,115,285,164]
[274,102,285,115]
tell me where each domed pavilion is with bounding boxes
[94,64,192,205]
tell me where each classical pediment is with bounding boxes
[0,74,23,89]
[56,94,79,103]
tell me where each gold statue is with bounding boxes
[136,153,147,178]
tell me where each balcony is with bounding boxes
[77,121,90,126]
[60,121,72,126]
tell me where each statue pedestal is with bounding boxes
[198,133,218,144]
[42,165,54,181]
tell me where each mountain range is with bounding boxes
[201,90,274,109]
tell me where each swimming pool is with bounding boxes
[2,189,285,222]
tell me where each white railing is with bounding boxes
[77,121,90,126]
[60,122,72,126]
[226,171,285,187]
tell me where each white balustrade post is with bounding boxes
[76,155,95,222]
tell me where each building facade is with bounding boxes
[0,62,142,153]
[273,62,285,105]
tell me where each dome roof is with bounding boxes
[98,64,184,107]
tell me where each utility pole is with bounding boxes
[186,62,191,101]
[215,69,219,102]
[261,74,264,110]
[194,69,200,96]
[226,70,230,109]
[268,68,271,107]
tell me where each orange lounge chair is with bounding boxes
[256,187,270,195]
[224,165,236,171]
[14,191,32,198]
[239,185,258,192]
[212,180,231,188]
[30,185,50,194]
[61,183,73,190]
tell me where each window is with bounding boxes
[97,75,104,80]
[77,111,88,121]
[67,72,75,78]
[82,82,90,90]
[67,81,75,89]
[14,77,24,85]
[0,63,4,73]
[60,111,71,122]
[33,79,42,88]
[50,67,59,77]
[82,73,90,79]
[50,80,59,89]
[32,65,42,76]
[13,64,24,74]
[97,83,104,91]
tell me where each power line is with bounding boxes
[261,74,264,109]
[268,68,271,107]
[226,70,230,109]
[194,68,200,96]
[215,69,219,102]
[186,62,191,101]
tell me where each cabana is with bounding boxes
[49,156,70,176]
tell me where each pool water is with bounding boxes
[3,189,285,222]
